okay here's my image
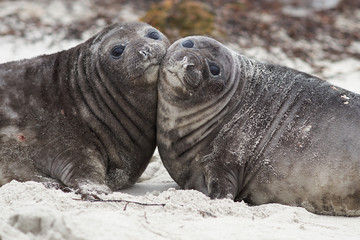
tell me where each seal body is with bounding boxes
[0,22,170,195]
[157,36,360,216]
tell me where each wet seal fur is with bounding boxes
[0,22,170,196]
[157,36,360,216]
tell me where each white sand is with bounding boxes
[1,1,360,239]
[1,155,360,240]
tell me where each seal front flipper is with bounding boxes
[203,160,244,200]
[35,139,111,196]
[179,154,244,200]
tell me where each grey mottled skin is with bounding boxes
[0,22,170,196]
[157,36,360,216]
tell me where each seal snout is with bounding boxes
[180,56,195,69]
[177,54,202,88]
[138,45,155,61]
[175,51,201,69]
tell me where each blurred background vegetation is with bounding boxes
[141,0,217,42]
[0,0,359,63]
[138,0,359,60]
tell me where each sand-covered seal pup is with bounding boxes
[157,36,360,216]
[0,22,170,196]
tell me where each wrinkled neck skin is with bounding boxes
[157,51,257,188]
[158,50,320,196]
[69,43,157,187]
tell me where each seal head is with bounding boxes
[160,37,234,100]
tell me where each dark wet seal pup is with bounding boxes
[157,36,360,216]
[0,22,170,197]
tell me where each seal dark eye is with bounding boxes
[182,39,194,48]
[209,63,220,76]
[148,31,161,40]
[111,45,125,59]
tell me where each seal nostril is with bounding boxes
[139,46,153,59]
[139,50,147,57]
[182,39,194,48]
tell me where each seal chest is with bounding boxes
[157,36,360,216]
[0,22,170,197]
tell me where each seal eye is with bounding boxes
[111,45,125,59]
[182,39,194,48]
[148,31,161,40]
[209,63,220,76]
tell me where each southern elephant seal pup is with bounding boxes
[0,22,170,196]
[157,36,360,216]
